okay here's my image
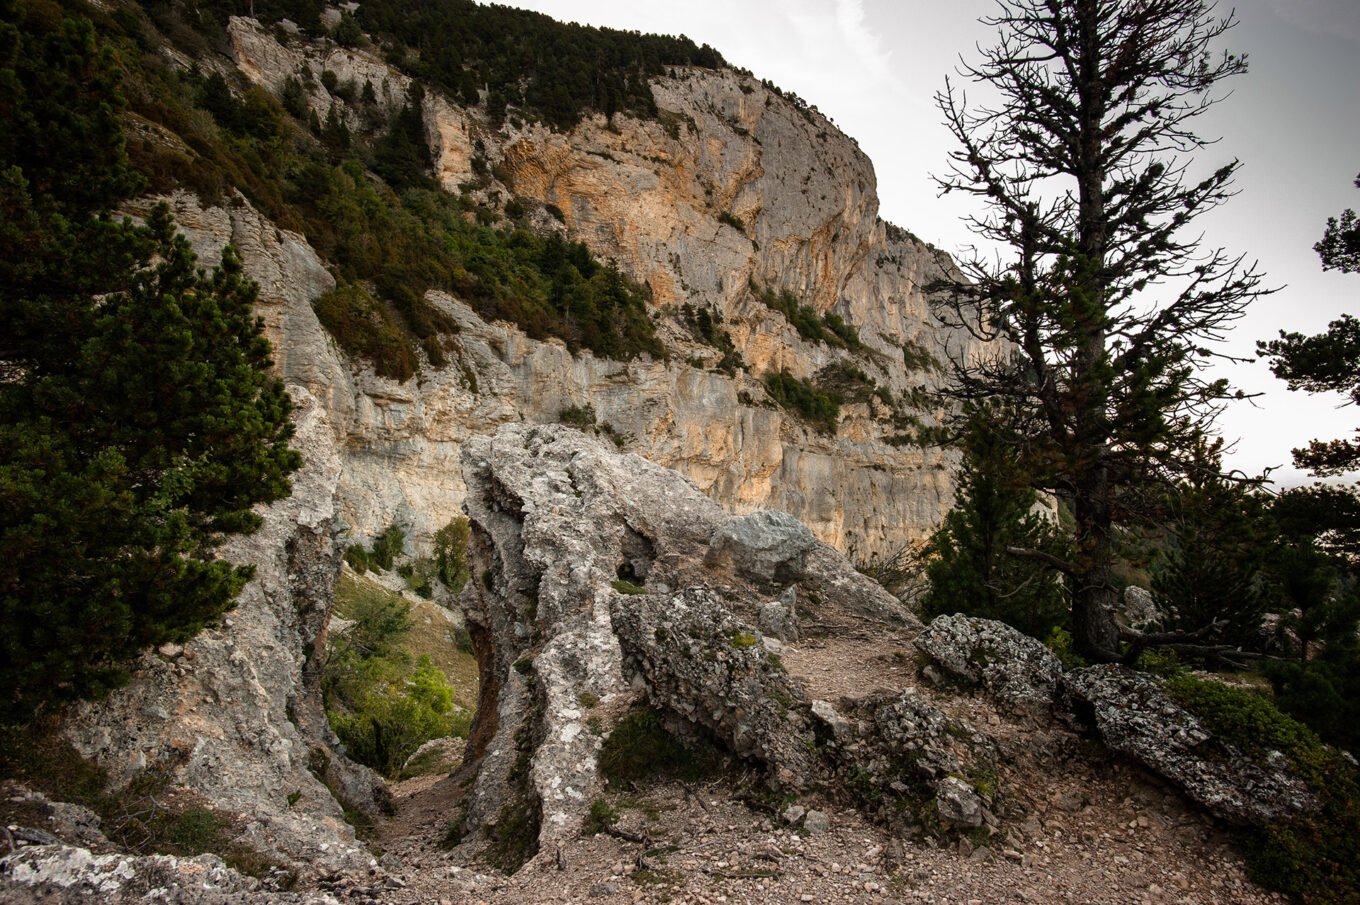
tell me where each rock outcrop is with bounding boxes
[449,423,1045,870]
[60,388,381,875]
[0,843,333,905]
[1061,665,1318,825]
[914,615,1063,715]
[454,422,916,866]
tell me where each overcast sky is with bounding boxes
[505,0,1359,487]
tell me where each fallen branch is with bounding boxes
[605,825,650,845]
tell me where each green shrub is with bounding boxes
[314,283,419,381]
[399,558,438,598]
[762,370,840,434]
[369,524,406,572]
[680,303,744,373]
[328,657,469,778]
[1164,675,1328,781]
[559,404,597,429]
[434,516,472,592]
[582,798,618,835]
[324,576,470,777]
[343,544,371,574]
[921,403,1069,641]
[1166,674,1360,903]
[754,284,861,350]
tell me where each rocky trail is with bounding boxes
[358,643,1284,905]
[0,426,1312,904]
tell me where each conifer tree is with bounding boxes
[932,0,1267,659]
[0,0,299,717]
[922,404,1069,640]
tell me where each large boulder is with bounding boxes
[707,511,817,587]
[914,614,1062,714]
[1061,665,1317,825]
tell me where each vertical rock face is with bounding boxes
[222,17,988,560]
[62,388,379,874]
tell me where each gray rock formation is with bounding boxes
[1120,586,1163,631]
[449,422,1032,870]
[612,588,819,789]
[1061,665,1317,825]
[707,511,817,586]
[914,614,1063,714]
[0,843,335,904]
[455,423,922,867]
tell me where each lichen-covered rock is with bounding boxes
[611,588,818,789]
[869,690,995,783]
[914,615,1062,714]
[455,423,920,868]
[1120,586,1162,630]
[1061,665,1317,825]
[0,843,335,904]
[935,775,985,829]
[758,588,800,642]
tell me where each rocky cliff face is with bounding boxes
[223,17,984,560]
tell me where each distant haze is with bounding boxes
[505,0,1360,487]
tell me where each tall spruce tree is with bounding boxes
[0,0,299,718]
[932,0,1267,660]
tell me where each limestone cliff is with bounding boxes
[222,17,987,560]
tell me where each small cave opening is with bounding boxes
[616,524,656,586]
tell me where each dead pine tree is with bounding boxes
[930,0,1270,661]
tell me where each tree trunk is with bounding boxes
[1072,468,1121,661]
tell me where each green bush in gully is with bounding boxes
[323,576,469,778]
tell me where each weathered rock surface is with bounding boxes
[1120,585,1163,630]
[707,510,817,586]
[220,16,988,560]
[1061,665,1317,825]
[62,388,380,874]
[0,843,335,904]
[914,614,1063,714]
[455,423,920,866]
[611,588,819,788]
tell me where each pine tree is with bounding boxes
[1149,439,1271,651]
[922,404,1069,640]
[932,0,1266,659]
[0,0,299,718]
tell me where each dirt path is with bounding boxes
[365,632,1288,905]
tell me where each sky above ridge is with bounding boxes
[505,0,1360,487]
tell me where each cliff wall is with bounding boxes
[223,17,986,560]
